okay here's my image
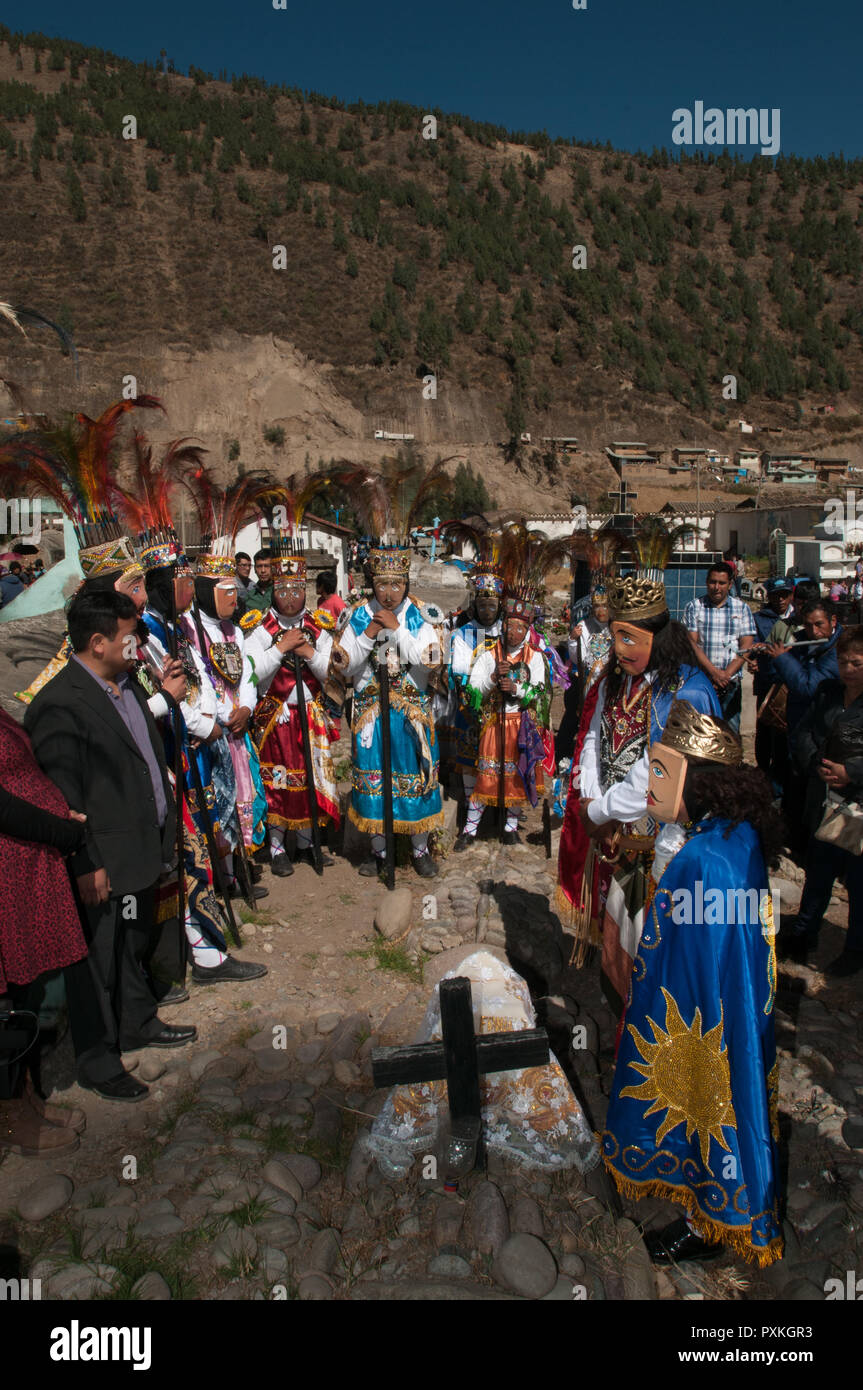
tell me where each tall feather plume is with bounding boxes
[7,305,79,373]
[0,303,27,337]
[0,395,165,541]
[115,433,209,534]
[498,520,571,604]
[440,519,501,569]
[629,515,690,577]
[180,466,279,554]
[570,527,625,585]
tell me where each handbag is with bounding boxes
[814,789,863,855]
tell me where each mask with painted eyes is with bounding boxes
[274,583,305,617]
[611,621,654,675]
[646,742,688,823]
[173,572,194,614]
[214,581,238,620]
[373,578,407,611]
[114,573,147,615]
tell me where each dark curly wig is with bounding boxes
[604,611,699,702]
[683,759,785,869]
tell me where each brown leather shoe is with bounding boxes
[0,1099,80,1157]
[24,1076,86,1134]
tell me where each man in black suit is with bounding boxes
[25,590,197,1102]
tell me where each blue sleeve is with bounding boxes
[773,647,838,700]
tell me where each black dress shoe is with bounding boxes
[358,855,384,877]
[502,829,521,845]
[644,1218,724,1265]
[250,862,264,884]
[79,1072,149,1103]
[227,880,270,900]
[122,1023,198,1051]
[413,853,439,879]
[295,847,336,868]
[149,982,190,1007]
[453,833,476,853]
[269,853,295,877]
[192,956,269,984]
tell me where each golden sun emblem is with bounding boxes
[621,987,736,1171]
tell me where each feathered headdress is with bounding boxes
[570,528,624,604]
[322,456,454,578]
[605,516,687,623]
[498,521,571,623]
[440,518,504,595]
[179,465,283,578]
[0,394,163,575]
[0,303,79,374]
[114,432,208,573]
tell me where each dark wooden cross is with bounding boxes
[608,476,638,513]
[371,976,550,1172]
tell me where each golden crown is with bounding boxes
[607,573,668,623]
[660,699,743,767]
[369,545,411,578]
[273,555,306,581]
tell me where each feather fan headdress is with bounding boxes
[317,456,455,578]
[497,520,572,623]
[605,516,688,623]
[440,518,504,595]
[0,394,163,576]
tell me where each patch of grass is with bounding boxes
[301,952,319,966]
[228,1196,275,1228]
[229,1022,257,1045]
[224,1244,258,1279]
[157,1085,199,1138]
[263,1121,306,1157]
[359,937,426,982]
[239,999,253,1010]
[95,1228,202,1300]
[339,892,356,905]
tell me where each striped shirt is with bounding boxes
[682,594,756,683]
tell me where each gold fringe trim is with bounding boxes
[603,1164,785,1268]
[555,843,602,967]
[470,792,532,808]
[347,806,445,835]
[267,813,333,830]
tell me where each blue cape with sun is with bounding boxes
[601,817,783,1267]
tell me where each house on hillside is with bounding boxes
[815,458,850,483]
[540,437,579,454]
[734,448,762,476]
[671,446,707,471]
[762,454,818,485]
[605,441,664,468]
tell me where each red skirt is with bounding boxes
[0,712,87,992]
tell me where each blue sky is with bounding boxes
[4,0,862,157]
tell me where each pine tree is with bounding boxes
[65,171,86,222]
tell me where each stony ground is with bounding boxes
[1,612,861,1301]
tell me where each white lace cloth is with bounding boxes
[368,951,600,1175]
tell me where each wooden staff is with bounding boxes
[167,588,187,983]
[497,646,508,842]
[378,644,396,891]
[291,651,323,875]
